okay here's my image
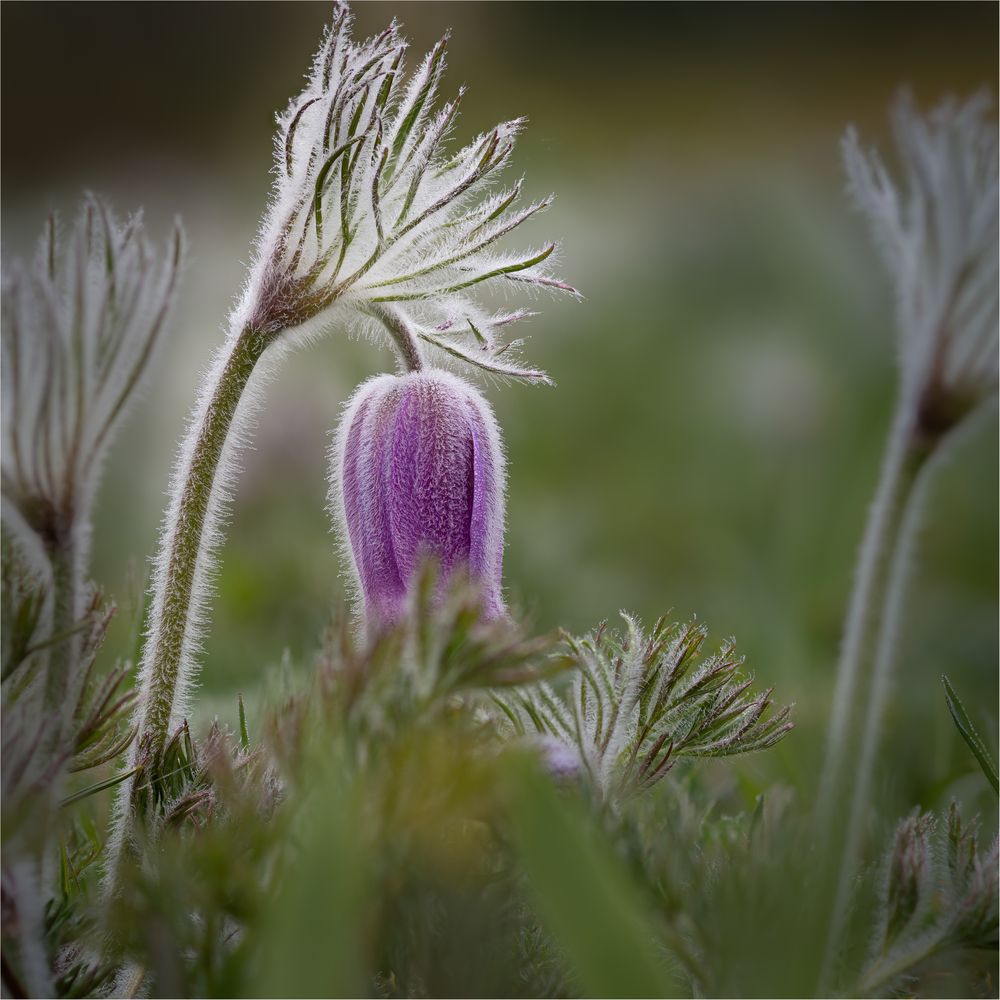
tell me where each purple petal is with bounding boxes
[339,376,406,622]
[335,369,507,627]
[466,392,505,618]
[388,375,475,584]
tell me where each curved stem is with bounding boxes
[134,326,271,760]
[370,303,425,373]
[105,325,273,902]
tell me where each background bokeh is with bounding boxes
[3,2,997,819]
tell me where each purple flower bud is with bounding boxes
[332,370,506,627]
[532,736,581,785]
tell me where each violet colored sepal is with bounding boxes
[333,370,506,627]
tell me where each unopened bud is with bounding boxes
[333,370,506,627]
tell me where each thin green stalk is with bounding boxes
[825,456,933,982]
[44,534,82,748]
[135,325,270,760]
[818,405,929,822]
[105,325,272,900]
[818,404,935,991]
[370,304,425,373]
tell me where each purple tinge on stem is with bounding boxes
[333,370,506,627]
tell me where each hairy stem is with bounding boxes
[850,457,933,854]
[371,303,425,373]
[44,533,82,746]
[134,325,271,759]
[818,404,929,820]
[817,397,935,990]
[105,325,273,903]
[824,452,934,986]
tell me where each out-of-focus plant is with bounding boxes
[856,805,998,996]
[95,569,794,998]
[818,92,998,982]
[104,571,564,997]
[1,199,181,735]
[1,199,182,997]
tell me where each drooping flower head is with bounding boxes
[238,2,576,381]
[332,369,505,627]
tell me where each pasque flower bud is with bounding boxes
[333,370,506,627]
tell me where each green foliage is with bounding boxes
[496,613,794,802]
[31,574,802,998]
[106,722,281,997]
[2,549,997,998]
[2,513,996,1000]
[857,804,999,996]
[46,817,118,998]
[1,538,47,684]
[943,674,999,794]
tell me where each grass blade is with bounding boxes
[942,674,998,794]
[61,766,139,808]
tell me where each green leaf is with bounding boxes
[416,329,552,383]
[942,674,998,795]
[61,766,139,808]
[370,243,557,302]
[314,133,367,241]
[238,693,250,751]
[507,758,678,998]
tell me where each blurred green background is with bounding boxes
[3,2,997,818]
